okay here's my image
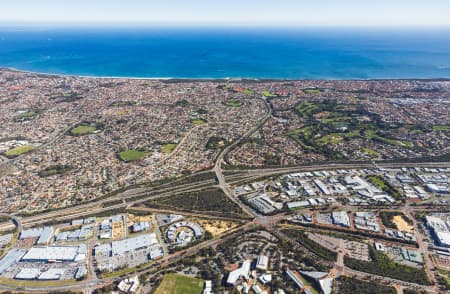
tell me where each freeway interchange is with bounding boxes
[0,94,449,293]
[1,160,450,293]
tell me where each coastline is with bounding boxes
[2,66,450,82]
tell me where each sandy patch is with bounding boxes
[197,219,239,237]
[393,215,414,233]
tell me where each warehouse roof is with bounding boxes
[21,245,84,262]
[111,233,158,256]
[38,268,66,280]
[15,268,40,280]
[0,249,25,274]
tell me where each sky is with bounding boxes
[1,0,450,27]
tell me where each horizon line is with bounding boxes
[1,21,450,29]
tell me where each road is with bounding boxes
[214,93,273,218]
[0,159,448,292]
[0,88,448,292]
[402,205,438,288]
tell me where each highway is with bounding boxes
[0,89,448,292]
[0,159,448,292]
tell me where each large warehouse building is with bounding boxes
[20,245,87,262]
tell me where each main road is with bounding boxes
[0,89,448,292]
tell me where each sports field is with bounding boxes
[161,143,177,153]
[192,118,207,125]
[154,274,204,294]
[70,125,97,135]
[225,99,242,107]
[118,149,149,162]
[4,145,33,157]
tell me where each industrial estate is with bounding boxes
[0,68,449,294]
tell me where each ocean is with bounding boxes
[0,27,449,79]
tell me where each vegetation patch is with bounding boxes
[192,118,207,125]
[110,101,137,107]
[262,90,277,97]
[437,268,450,291]
[161,143,177,154]
[380,211,414,232]
[303,88,322,94]
[344,246,430,285]
[175,99,190,107]
[225,99,243,107]
[337,276,396,294]
[118,149,150,162]
[242,89,254,95]
[282,229,337,261]
[206,136,229,150]
[361,147,379,158]
[365,130,413,149]
[433,125,450,132]
[263,152,281,166]
[295,101,321,118]
[70,122,102,136]
[4,145,33,157]
[13,110,38,122]
[146,188,245,217]
[196,219,240,237]
[154,274,204,294]
[367,175,402,201]
[285,125,346,159]
[38,165,73,178]
[289,100,418,161]
[50,92,83,103]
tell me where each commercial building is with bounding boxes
[256,255,269,271]
[112,233,158,256]
[149,246,164,260]
[38,268,66,280]
[426,216,450,247]
[227,260,251,285]
[425,184,450,194]
[300,271,333,294]
[117,276,140,293]
[21,245,86,262]
[0,249,25,274]
[20,226,54,245]
[0,234,12,247]
[203,280,213,294]
[287,201,309,210]
[74,266,87,280]
[401,248,423,264]
[314,179,331,195]
[331,211,351,227]
[55,224,94,242]
[248,195,280,214]
[95,233,159,257]
[166,221,204,245]
[15,268,40,280]
[132,222,151,233]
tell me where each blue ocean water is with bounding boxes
[0,27,449,79]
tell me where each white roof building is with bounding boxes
[118,276,140,293]
[21,245,85,262]
[15,268,40,280]
[38,268,66,280]
[332,211,350,227]
[256,255,269,271]
[227,260,251,285]
[287,201,309,209]
[111,233,158,256]
[426,216,450,247]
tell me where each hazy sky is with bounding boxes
[1,0,450,27]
